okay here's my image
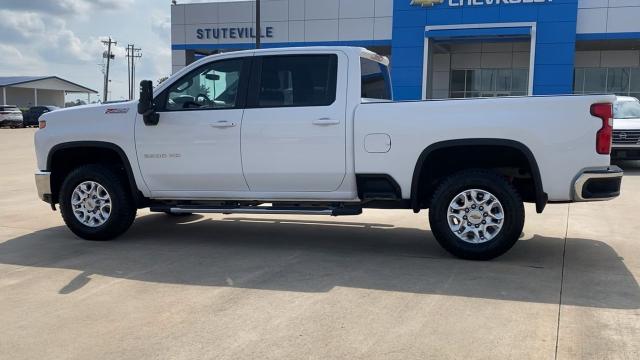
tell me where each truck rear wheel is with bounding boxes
[59,164,136,240]
[428,169,525,260]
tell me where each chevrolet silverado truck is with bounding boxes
[34,47,623,260]
[612,96,640,160]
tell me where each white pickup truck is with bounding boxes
[34,47,623,260]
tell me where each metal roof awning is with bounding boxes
[425,26,532,42]
[0,76,97,94]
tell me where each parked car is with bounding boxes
[0,105,24,128]
[34,47,623,260]
[23,106,60,127]
[611,96,640,160]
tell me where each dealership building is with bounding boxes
[171,0,640,100]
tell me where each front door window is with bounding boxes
[164,59,244,111]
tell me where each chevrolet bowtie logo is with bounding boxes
[410,0,445,6]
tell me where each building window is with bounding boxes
[574,67,640,98]
[449,69,528,98]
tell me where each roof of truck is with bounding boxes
[200,46,387,65]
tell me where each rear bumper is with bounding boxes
[573,166,623,202]
[35,171,53,204]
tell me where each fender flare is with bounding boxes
[46,141,146,207]
[410,139,548,213]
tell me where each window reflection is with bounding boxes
[449,69,529,98]
[574,67,640,98]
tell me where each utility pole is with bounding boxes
[255,0,261,49]
[101,37,116,103]
[126,45,142,99]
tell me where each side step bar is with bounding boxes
[151,205,362,216]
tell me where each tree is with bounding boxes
[65,99,87,108]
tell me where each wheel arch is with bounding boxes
[410,139,548,214]
[46,141,146,207]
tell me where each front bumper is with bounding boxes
[0,119,23,127]
[35,171,53,204]
[573,166,623,201]
[612,146,640,160]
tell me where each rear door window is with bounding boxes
[251,54,338,108]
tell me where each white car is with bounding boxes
[34,46,623,260]
[612,96,640,160]
[0,105,24,128]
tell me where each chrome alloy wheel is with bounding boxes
[447,189,505,244]
[71,181,112,227]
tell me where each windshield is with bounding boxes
[614,100,640,119]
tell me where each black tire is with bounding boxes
[428,169,525,260]
[59,164,136,241]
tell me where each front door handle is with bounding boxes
[210,120,236,128]
[312,118,340,126]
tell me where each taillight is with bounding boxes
[38,120,46,129]
[591,103,613,155]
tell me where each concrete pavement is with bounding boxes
[0,129,638,359]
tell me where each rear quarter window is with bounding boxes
[361,57,392,101]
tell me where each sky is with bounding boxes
[0,0,233,102]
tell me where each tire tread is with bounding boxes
[59,164,136,241]
[428,169,525,260]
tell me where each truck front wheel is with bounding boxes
[59,164,136,240]
[428,170,525,260]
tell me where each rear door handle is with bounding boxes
[210,120,236,128]
[312,118,340,126]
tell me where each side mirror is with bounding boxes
[138,80,159,126]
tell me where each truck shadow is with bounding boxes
[0,213,637,310]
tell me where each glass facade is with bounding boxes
[574,67,640,98]
[449,69,529,98]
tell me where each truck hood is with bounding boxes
[613,117,640,130]
[40,101,137,124]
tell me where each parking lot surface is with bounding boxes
[1,128,638,359]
